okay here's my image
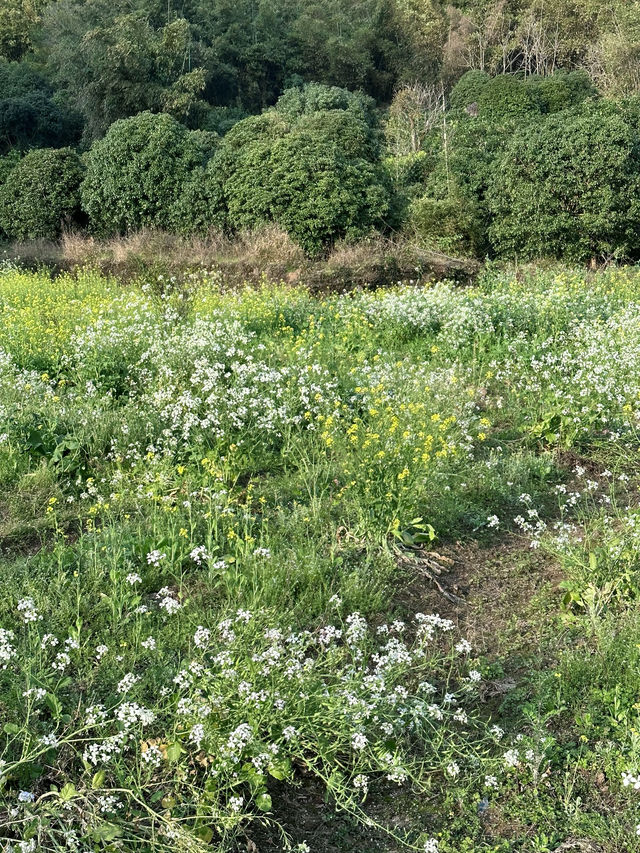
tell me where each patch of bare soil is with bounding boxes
[396,536,565,662]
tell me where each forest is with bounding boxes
[3,0,640,260]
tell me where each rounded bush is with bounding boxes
[268,132,389,254]
[215,109,389,254]
[529,70,597,114]
[275,82,377,127]
[487,102,640,261]
[81,111,213,236]
[449,70,490,111]
[0,147,84,240]
[476,75,541,121]
[170,159,227,235]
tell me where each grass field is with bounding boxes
[2,261,640,852]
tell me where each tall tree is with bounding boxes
[43,0,206,140]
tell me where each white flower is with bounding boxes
[117,672,139,694]
[487,515,500,528]
[141,744,163,766]
[95,644,109,660]
[253,547,271,558]
[446,761,460,778]
[351,732,368,750]
[189,723,205,747]
[424,839,439,852]
[159,592,181,614]
[141,636,156,650]
[126,572,142,585]
[146,550,166,565]
[0,629,17,669]
[283,726,297,741]
[194,626,211,648]
[190,545,211,565]
[22,687,46,701]
[353,774,369,792]
[52,652,70,672]
[468,669,482,682]
[18,790,35,802]
[484,774,498,789]
[503,748,520,768]
[17,598,41,623]
[455,639,472,653]
[229,795,244,813]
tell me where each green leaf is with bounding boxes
[268,759,291,781]
[255,793,272,812]
[195,826,214,843]
[91,770,106,789]
[3,723,19,735]
[92,823,122,842]
[166,742,184,761]
[45,693,62,719]
[59,782,77,801]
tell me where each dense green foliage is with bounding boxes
[0,147,84,240]
[214,95,389,252]
[81,112,215,235]
[487,102,640,261]
[0,60,81,153]
[5,2,640,258]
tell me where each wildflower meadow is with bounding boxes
[2,262,640,851]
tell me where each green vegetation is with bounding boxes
[81,112,215,236]
[5,2,640,845]
[5,2,640,258]
[0,147,84,241]
[487,101,640,261]
[1,264,640,850]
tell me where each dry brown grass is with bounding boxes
[8,226,305,281]
[5,227,478,289]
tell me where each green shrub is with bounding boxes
[81,111,215,236]
[0,149,20,186]
[422,118,517,255]
[476,74,542,121]
[215,105,388,253]
[268,131,389,254]
[170,159,227,235]
[201,105,248,136]
[487,101,640,261]
[528,70,598,113]
[409,194,481,256]
[274,82,377,127]
[0,147,84,240]
[385,150,433,193]
[449,70,490,111]
[294,109,380,159]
